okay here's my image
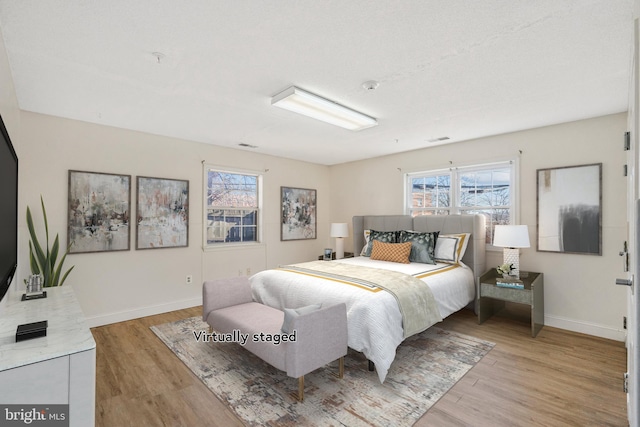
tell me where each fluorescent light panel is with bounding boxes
[271,86,377,131]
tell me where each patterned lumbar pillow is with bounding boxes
[281,303,322,333]
[370,240,412,264]
[397,230,439,264]
[361,229,398,256]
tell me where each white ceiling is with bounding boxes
[0,1,634,165]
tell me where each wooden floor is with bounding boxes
[91,306,628,427]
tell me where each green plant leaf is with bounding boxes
[26,206,46,271]
[41,195,49,252]
[26,196,75,287]
[28,241,40,274]
[58,266,75,287]
[50,235,60,272]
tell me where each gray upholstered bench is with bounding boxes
[202,276,348,401]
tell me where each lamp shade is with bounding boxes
[330,223,349,238]
[493,225,530,248]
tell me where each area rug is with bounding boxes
[151,317,494,427]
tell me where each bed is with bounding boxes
[250,214,486,382]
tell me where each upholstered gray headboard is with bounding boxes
[352,214,486,279]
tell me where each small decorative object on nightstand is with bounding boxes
[318,251,354,261]
[22,274,47,301]
[478,268,544,337]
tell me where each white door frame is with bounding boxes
[626,18,640,427]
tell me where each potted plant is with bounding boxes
[496,263,514,279]
[26,196,74,287]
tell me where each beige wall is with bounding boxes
[330,113,628,340]
[0,24,19,140]
[18,112,331,326]
[13,110,630,338]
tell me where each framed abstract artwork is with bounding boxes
[136,176,189,249]
[536,163,602,255]
[68,170,131,254]
[281,186,317,241]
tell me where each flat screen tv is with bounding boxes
[0,114,17,303]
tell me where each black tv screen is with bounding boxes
[0,114,17,303]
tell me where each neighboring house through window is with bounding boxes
[204,165,261,247]
[405,160,518,245]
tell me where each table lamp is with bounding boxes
[330,223,349,259]
[493,225,530,279]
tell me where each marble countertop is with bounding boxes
[0,286,96,371]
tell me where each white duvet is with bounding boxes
[249,256,475,382]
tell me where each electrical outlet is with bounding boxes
[186,275,193,285]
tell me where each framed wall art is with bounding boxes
[68,170,131,254]
[536,163,602,255]
[136,176,189,249]
[281,186,317,241]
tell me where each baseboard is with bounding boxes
[84,297,202,328]
[84,299,627,342]
[545,314,626,342]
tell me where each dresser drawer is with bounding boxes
[480,282,532,304]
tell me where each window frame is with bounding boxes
[404,159,519,250]
[202,164,264,251]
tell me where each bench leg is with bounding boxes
[296,358,343,402]
[298,376,304,402]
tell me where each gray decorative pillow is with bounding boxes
[398,230,439,264]
[362,230,398,257]
[281,303,322,333]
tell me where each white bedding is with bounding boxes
[249,256,475,382]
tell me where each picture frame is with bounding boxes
[536,163,602,255]
[281,186,317,241]
[68,170,131,254]
[323,248,333,261]
[136,176,189,250]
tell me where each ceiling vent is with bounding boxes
[427,136,450,143]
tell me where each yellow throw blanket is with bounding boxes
[279,261,442,338]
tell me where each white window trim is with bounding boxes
[404,158,520,251]
[202,164,264,250]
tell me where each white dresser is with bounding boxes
[0,286,96,426]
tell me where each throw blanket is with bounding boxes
[279,261,442,338]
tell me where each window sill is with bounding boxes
[202,242,266,252]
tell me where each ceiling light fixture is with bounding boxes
[271,86,377,131]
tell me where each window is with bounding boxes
[406,160,517,244]
[204,166,261,247]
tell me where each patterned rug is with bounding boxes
[151,316,494,426]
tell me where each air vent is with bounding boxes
[427,136,450,143]
[238,143,258,148]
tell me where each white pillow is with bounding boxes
[435,233,470,264]
[360,229,371,256]
[281,304,322,333]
